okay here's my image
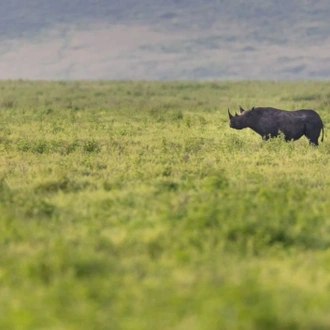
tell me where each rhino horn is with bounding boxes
[228,108,233,119]
[239,106,245,113]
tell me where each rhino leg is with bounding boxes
[305,131,320,146]
[305,125,321,146]
[309,139,319,146]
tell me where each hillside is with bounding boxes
[1,0,330,80]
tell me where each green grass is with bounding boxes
[1,80,330,329]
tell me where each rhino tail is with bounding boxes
[321,126,324,142]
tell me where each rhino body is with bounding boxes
[228,106,324,145]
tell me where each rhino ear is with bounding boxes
[228,108,233,119]
[239,106,245,113]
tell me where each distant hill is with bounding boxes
[1,0,330,80]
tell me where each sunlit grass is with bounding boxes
[0,80,330,329]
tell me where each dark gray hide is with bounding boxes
[228,106,324,145]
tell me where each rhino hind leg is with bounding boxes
[305,124,321,146]
[308,138,319,146]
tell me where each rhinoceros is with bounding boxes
[228,106,324,145]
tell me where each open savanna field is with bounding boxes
[1,80,330,329]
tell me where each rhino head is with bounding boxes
[228,106,254,130]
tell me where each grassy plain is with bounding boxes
[1,80,330,329]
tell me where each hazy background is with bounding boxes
[1,0,330,80]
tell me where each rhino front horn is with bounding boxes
[228,108,233,119]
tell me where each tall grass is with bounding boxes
[0,80,330,329]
